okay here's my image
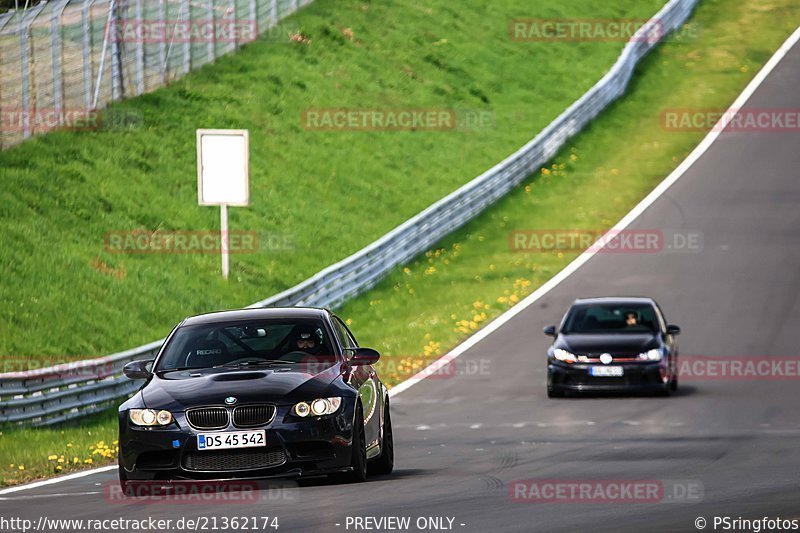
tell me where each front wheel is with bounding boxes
[370,402,393,476]
[332,404,367,483]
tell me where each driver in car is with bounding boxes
[295,331,321,354]
[624,312,638,327]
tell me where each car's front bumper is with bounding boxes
[547,361,668,393]
[119,404,355,482]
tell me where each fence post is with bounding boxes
[81,0,96,112]
[51,0,71,128]
[158,0,166,83]
[206,0,214,63]
[110,0,124,100]
[134,0,144,94]
[248,0,256,41]
[19,4,49,139]
[182,0,190,73]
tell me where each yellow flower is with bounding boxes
[66,443,73,448]
[84,458,93,464]
[8,464,14,468]
[18,465,24,471]
[48,455,58,461]
[541,168,551,175]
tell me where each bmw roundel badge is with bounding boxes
[225,396,237,405]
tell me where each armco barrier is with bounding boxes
[0,0,700,425]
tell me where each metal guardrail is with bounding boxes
[0,0,700,426]
[0,0,312,149]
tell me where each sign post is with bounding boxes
[196,129,250,279]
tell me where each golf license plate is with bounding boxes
[197,430,265,450]
[589,366,624,377]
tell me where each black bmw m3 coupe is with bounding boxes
[544,297,681,397]
[118,307,393,493]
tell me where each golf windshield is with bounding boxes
[560,303,659,334]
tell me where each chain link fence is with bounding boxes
[0,0,310,149]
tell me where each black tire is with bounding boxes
[547,388,564,398]
[670,374,678,392]
[332,404,367,483]
[369,402,394,476]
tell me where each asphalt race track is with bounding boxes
[2,35,799,533]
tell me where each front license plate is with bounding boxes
[197,430,265,450]
[589,366,624,377]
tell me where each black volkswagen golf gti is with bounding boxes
[544,297,681,397]
[118,307,393,492]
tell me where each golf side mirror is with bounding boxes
[543,325,557,337]
[666,324,681,335]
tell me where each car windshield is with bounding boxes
[155,318,337,372]
[560,303,659,334]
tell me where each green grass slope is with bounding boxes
[0,0,664,359]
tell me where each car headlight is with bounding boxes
[638,348,662,361]
[293,397,342,417]
[552,349,577,364]
[129,409,173,426]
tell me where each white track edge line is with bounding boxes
[0,466,116,495]
[3,24,798,497]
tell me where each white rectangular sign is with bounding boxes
[197,129,249,206]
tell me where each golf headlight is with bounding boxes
[552,349,577,364]
[293,397,342,417]
[638,348,662,361]
[129,409,173,426]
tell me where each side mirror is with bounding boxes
[349,347,381,366]
[666,324,681,335]
[123,360,152,380]
[543,325,557,337]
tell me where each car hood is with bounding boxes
[140,364,345,410]
[554,333,661,356]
